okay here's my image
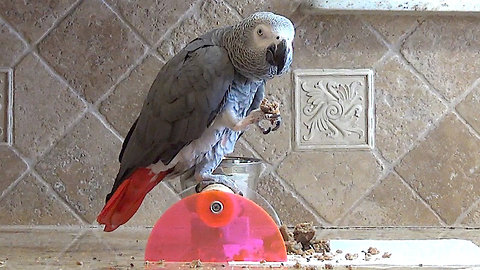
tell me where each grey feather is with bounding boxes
[108,29,235,199]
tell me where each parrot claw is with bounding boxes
[195,174,244,196]
[258,115,281,134]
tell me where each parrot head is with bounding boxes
[224,12,295,80]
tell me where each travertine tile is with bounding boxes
[0,70,8,142]
[0,21,26,66]
[125,183,179,227]
[0,0,76,43]
[278,151,383,223]
[36,113,121,223]
[14,54,85,159]
[362,15,420,45]
[0,173,79,225]
[230,139,258,158]
[242,73,293,164]
[457,85,480,135]
[157,0,239,61]
[0,228,82,269]
[105,0,195,45]
[293,15,387,69]
[228,0,301,17]
[342,173,441,226]
[293,69,374,150]
[38,0,145,103]
[95,228,149,264]
[52,232,119,269]
[256,173,321,225]
[396,114,480,224]
[0,145,27,196]
[375,56,446,163]
[401,16,480,101]
[461,202,480,227]
[100,55,163,137]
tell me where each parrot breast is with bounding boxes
[149,76,261,176]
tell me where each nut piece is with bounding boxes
[293,222,315,247]
[382,252,392,258]
[279,225,292,242]
[189,259,202,268]
[367,247,380,255]
[345,253,358,260]
[260,98,280,115]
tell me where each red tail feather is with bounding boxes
[97,168,171,232]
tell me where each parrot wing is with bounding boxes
[110,31,235,198]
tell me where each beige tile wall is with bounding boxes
[1,0,479,228]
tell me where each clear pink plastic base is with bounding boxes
[145,190,287,262]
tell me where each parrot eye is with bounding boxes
[257,28,263,36]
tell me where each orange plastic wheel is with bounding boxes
[145,190,287,262]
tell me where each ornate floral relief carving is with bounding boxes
[302,80,364,141]
[293,69,374,150]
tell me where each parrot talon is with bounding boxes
[272,116,282,131]
[262,126,272,134]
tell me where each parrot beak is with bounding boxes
[266,39,289,75]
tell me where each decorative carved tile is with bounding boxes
[0,68,12,144]
[293,69,374,150]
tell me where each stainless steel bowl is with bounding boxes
[178,156,281,224]
[213,156,263,195]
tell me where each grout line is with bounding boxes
[455,195,480,226]
[270,170,331,226]
[33,51,89,108]
[32,0,84,45]
[372,50,394,70]
[0,15,29,57]
[394,17,426,51]
[453,110,480,141]
[396,54,450,106]
[100,0,154,48]
[237,137,265,159]
[7,144,90,225]
[0,15,32,67]
[3,0,83,69]
[30,169,90,225]
[451,109,480,225]
[238,133,329,225]
[88,107,124,142]
[452,77,480,106]
[43,228,89,270]
[333,147,390,225]
[363,15,450,108]
[92,50,149,109]
[0,165,29,203]
[358,15,391,49]
[361,15,477,228]
[151,0,204,52]
[393,170,448,226]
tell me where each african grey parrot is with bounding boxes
[97,12,295,232]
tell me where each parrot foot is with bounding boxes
[233,109,281,132]
[195,174,244,196]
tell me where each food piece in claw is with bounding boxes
[259,98,281,134]
[260,98,280,115]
